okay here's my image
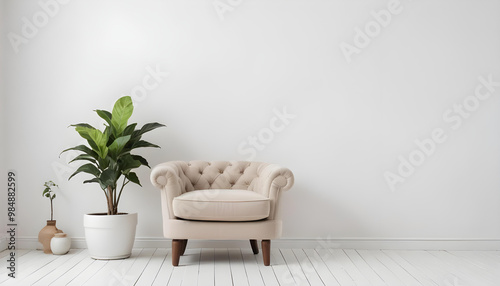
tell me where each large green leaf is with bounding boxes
[126,172,141,186]
[76,127,109,159]
[104,127,118,149]
[73,126,100,151]
[131,155,150,168]
[61,145,98,159]
[123,123,137,136]
[100,169,120,188]
[128,122,165,147]
[108,135,131,159]
[119,155,142,173]
[68,163,100,180]
[125,136,140,150]
[74,127,99,152]
[98,156,111,170]
[95,110,112,126]
[132,140,160,149]
[83,178,102,189]
[111,96,133,137]
[71,123,96,129]
[83,177,100,183]
[73,127,91,141]
[83,178,107,191]
[135,122,165,137]
[69,154,97,164]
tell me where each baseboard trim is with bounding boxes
[14,237,500,251]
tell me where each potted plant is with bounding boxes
[39,181,63,254]
[62,96,164,259]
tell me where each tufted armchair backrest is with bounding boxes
[151,160,294,221]
[174,161,269,192]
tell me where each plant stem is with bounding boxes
[50,198,53,221]
[101,188,109,213]
[115,177,129,213]
[106,186,114,215]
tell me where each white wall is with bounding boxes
[2,0,500,246]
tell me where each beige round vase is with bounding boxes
[38,220,63,254]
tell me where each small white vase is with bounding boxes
[50,233,71,255]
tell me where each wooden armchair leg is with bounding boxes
[180,239,188,256]
[250,239,259,254]
[172,239,182,266]
[262,240,270,266]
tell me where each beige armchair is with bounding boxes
[150,161,294,266]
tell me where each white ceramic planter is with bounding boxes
[83,213,137,260]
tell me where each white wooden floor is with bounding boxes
[0,248,499,286]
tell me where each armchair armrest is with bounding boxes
[150,162,187,219]
[253,164,294,220]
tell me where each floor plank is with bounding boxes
[303,249,341,286]
[255,250,280,286]
[395,250,449,285]
[382,250,438,286]
[199,248,215,286]
[0,249,36,283]
[357,249,404,286]
[65,258,107,285]
[329,249,371,286]
[3,250,60,285]
[270,248,295,286]
[344,249,385,286]
[428,250,498,286]
[82,248,144,285]
[135,248,168,285]
[292,249,325,286]
[317,248,355,285]
[448,251,500,275]
[178,247,201,286]
[280,248,310,286]
[82,254,127,285]
[15,249,83,285]
[33,249,90,286]
[241,248,265,286]
[179,248,201,286]
[229,248,249,286]
[0,249,29,259]
[48,251,97,286]
[1,247,499,285]
[120,248,156,284]
[369,249,422,286]
[214,248,233,286]
[151,250,174,286]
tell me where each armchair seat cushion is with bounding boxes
[172,189,270,222]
